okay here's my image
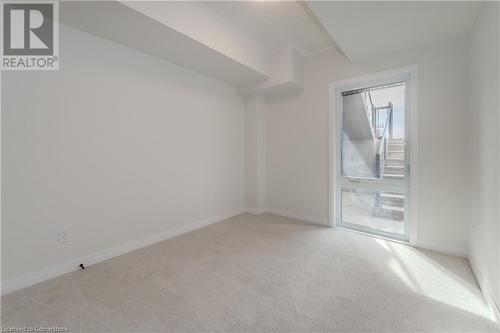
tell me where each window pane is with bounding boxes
[341,188,405,236]
[341,84,406,180]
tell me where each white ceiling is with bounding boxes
[307,1,481,62]
[204,1,337,56]
[60,2,268,86]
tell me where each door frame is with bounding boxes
[328,65,419,246]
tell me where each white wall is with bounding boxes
[264,38,471,254]
[468,2,500,318]
[1,24,245,283]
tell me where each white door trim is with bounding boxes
[328,65,418,246]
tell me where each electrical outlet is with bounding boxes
[58,229,70,243]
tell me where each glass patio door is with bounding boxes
[335,78,410,241]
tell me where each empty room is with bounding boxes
[1,1,499,332]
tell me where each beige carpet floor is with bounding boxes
[1,213,498,332]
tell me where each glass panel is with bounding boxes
[341,188,405,237]
[341,84,406,180]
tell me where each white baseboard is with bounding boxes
[262,207,329,226]
[417,240,467,258]
[245,207,262,215]
[469,258,500,326]
[1,208,246,296]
